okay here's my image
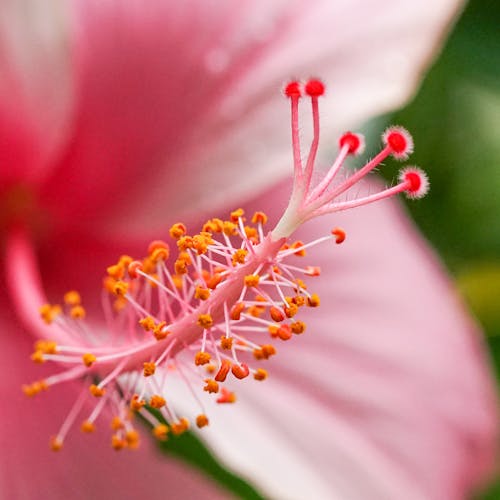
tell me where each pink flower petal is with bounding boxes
[36,0,461,236]
[0,288,230,500]
[0,0,75,186]
[192,180,497,500]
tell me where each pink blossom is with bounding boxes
[0,1,496,499]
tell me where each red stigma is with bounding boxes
[404,171,421,192]
[339,132,362,155]
[387,131,407,153]
[284,81,302,98]
[305,79,325,97]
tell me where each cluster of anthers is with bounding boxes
[23,79,429,451]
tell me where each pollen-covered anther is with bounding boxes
[194,351,211,366]
[70,305,86,319]
[399,167,430,199]
[232,249,248,266]
[192,234,212,255]
[307,293,320,307]
[39,304,61,324]
[207,273,223,290]
[22,379,48,397]
[196,414,209,428]
[80,420,95,433]
[63,290,81,306]
[34,339,58,354]
[291,321,306,334]
[222,221,237,236]
[194,286,210,301]
[82,353,96,367]
[244,274,260,287]
[254,368,268,381]
[139,316,155,332]
[31,350,45,364]
[230,208,245,222]
[153,424,169,441]
[148,240,170,261]
[305,78,325,97]
[291,241,306,256]
[169,222,187,239]
[171,418,190,436]
[150,394,166,409]
[284,303,298,318]
[331,227,346,244]
[215,359,231,382]
[112,280,129,296]
[153,322,170,341]
[111,416,124,430]
[177,235,194,251]
[143,362,156,377]
[106,263,124,280]
[277,324,292,341]
[251,211,268,224]
[339,131,365,156]
[203,378,219,393]
[197,314,213,329]
[382,126,414,160]
[125,430,140,449]
[231,363,250,379]
[269,306,285,322]
[89,384,105,397]
[217,388,236,404]
[284,80,302,98]
[50,436,63,452]
[127,260,143,279]
[111,434,126,451]
[130,394,146,411]
[174,258,188,275]
[220,336,233,350]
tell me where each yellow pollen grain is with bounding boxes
[220,336,233,350]
[197,314,213,329]
[244,274,260,287]
[177,235,193,251]
[194,351,211,366]
[232,249,248,266]
[194,286,210,301]
[284,303,298,318]
[143,362,156,377]
[150,395,166,408]
[82,353,97,367]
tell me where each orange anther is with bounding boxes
[192,234,212,255]
[202,218,224,233]
[261,344,277,359]
[251,211,268,225]
[143,362,156,377]
[63,290,81,306]
[148,239,169,255]
[125,430,140,449]
[174,258,188,275]
[230,208,245,222]
[232,249,248,266]
[220,336,233,350]
[111,416,124,430]
[203,378,219,393]
[307,294,320,307]
[130,394,146,411]
[292,295,306,307]
[216,388,236,404]
[70,305,86,319]
[277,324,292,341]
[294,278,307,291]
[194,351,211,366]
[291,321,306,334]
[118,255,133,268]
[332,227,346,244]
[197,314,213,329]
[30,350,45,364]
[177,235,193,251]
[214,359,231,382]
[196,414,209,428]
[194,286,210,301]
[270,306,285,322]
[81,420,95,433]
[153,424,169,441]
[39,304,61,324]
[139,316,155,331]
[107,264,124,280]
[244,226,258,241]
[205,363,216,374]
[34,339,57,354]
[111,434,126,451]
[231,363,250,380]
[284,303,298,318]
[82,353,96,367]
[153,322,170,341]
[169,223,187,239]
[49,436,63,452]
[230,302,245,321]
[89,384,106,397]
[150,395,166,408]
[244,274,260,287]
[254,368,268,381]
[207,273,223,290]
[128,260,143,279]
[291,241,306,257]
[113,281,129,296]
[305,266,321,276]
[268,325,279,337]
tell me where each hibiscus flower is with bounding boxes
[0,1,496,499]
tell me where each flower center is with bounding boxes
[18,79,428,451]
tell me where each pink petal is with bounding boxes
[193,180,497,500]
[0,288,230,500]
[0,0,75,186]
[37,0,461,236]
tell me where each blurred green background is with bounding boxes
[153,0,500,497]
[381,0,500,497]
